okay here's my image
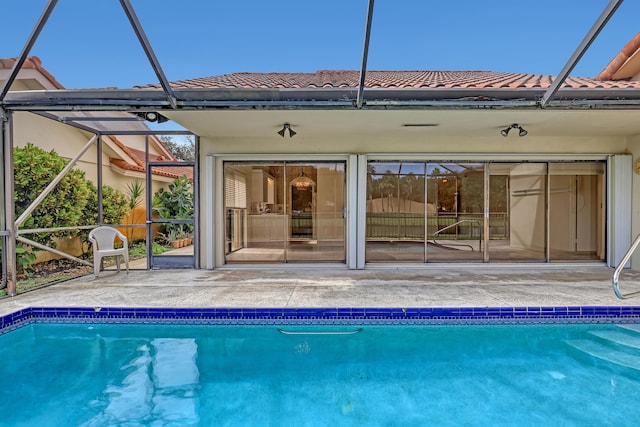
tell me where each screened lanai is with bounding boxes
[3,0,640,296]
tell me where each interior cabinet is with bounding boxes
[252,169,275,204]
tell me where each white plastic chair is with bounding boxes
[88,226,129,278]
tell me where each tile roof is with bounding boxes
[112,147,193,180]
[139,70,640,90]
[0,58,187,180]
[0,56,64,89]
[596,32,640,81]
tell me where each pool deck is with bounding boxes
[2,265,640,316]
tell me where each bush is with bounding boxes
[14,143,129,266]
[14,143,93,246]
[154,175,194,239]
[80,183,130,251]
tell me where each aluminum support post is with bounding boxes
[0,0,59,101]
[119,0,178,109]
[2,109,17,295]
[356,0,375,109]
[540,0,623,108]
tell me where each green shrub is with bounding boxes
[80,183,130,251]
[14,143,93,247]
[14,144,129,265]
[154,175,194,239]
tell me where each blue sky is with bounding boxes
[2,0,639,90]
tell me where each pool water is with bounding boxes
[1,322,640,426]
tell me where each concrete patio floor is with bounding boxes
[3,265,640,316]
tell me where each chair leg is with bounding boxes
[94,255,102,278]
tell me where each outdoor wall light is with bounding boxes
[500,123,528,137]
[134,111,169,123]
[277,123,296,138]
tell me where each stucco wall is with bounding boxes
[13,112,129,192]
[200,134,627,156]
[198,132,630,268]
[629,134,640,269]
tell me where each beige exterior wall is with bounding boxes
[198,131,632,268]
[200,134,627,156]
[628,134,640,269]
[13,112,127,192]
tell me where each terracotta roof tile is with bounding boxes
[138,69,640,90]
[0,56,65,89]
[596,32,640,80]
[123,147,193,180]
[110,157,193,181]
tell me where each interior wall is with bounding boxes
[509,173,545,252]
[549,175,574,252]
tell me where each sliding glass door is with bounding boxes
[365,162,426,262]
[488,163,547,262]
[426,163,484,262]
[548,162,605,261]
[365,160,606,264]
[223,161,345,264]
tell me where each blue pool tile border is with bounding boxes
[2,306,640,334]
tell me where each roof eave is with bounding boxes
[4,87,640,110]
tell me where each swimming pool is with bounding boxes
[1,306,640,426]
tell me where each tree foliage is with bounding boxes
[14,143,93,245]
[14,143,129,248]
[154,175,194,239]
[159,135,195,162]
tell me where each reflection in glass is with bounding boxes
[365,162,426,262]
[223,161,345,264]
[426,163,484,262]
[366,160,606,264]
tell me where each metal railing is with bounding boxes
[365,212,507,241]
[612,233,640,299]
[277,328,363,335]
[432,219,483,251]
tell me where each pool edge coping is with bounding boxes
[2,305,640,335]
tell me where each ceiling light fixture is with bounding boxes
[500,123,528,137]
[291,169,314,190]
[277,123,296,138]
[133,111,169,123]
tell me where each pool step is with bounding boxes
[566,339,640,371]
[589,330,640,350]
[566,325,640,371]
[617,324,640,334]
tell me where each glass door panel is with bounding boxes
[223,161,346,264]
[224,163,285,263]
[426,163,484,262]
[286,162,346,262]
[548,162,605,261]
[365,162,426,262]
[489,163,546,262]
